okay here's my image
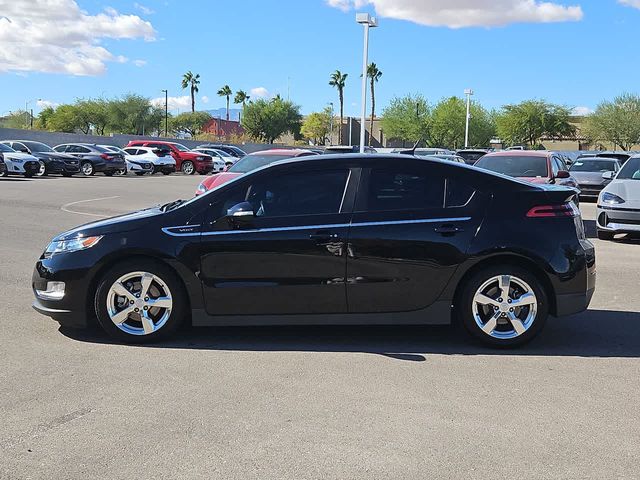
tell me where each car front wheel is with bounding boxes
[181,161,195,175]
[81,161,95,176]
[458,265,548,348]
[36,160,47,177]
[94,260,186,343]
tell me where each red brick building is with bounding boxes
[203,118,244,138]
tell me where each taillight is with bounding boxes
[100,153,111,161]
[526,203,579,218]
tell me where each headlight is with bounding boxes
[196,156,205,161]
[196,183,207,195]
[601,192,625,205]
[44,235,103,257]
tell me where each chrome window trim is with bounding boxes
[161,217,472,237]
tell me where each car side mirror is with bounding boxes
[226,202,255,228]
[602,171,615,180]
[556,170,570,179]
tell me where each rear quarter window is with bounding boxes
[445,178,476,208]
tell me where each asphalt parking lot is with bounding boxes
[1,174,639,480]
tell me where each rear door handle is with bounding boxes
[309,230,339,240]
[434,224,463,235]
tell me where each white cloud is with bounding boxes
[250,87,271,98]
[151,95,191,112]
[133,59,147,67]
[327,0,583,28]
[572,106,593,116]
[134,2,155,14]
[201,96,210,104]
[0,0,156,76]
[37,99,59,109]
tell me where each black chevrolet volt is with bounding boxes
[32,155,596,347]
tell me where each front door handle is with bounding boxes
[309,230,339,241]
[434,224,463,235]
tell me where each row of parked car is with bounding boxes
[0,140,249,178]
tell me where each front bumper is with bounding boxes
[578,184,606,197]
[597,205,640,233]
[196,163,214,174]
[32,297,87,328]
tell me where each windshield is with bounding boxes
[173,143,190,152]
[0,143,16,153]
[23,141,54,153]
[215,149,232,157]
[475,155,549,178]
[617,158,640,180]
[227,154,292,173]
[569,160,617,172]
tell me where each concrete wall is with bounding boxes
[0,128,284,154]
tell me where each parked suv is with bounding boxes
[2,140,80,176]
[53,144,126,176]
[122,147,177,175]
[125,141,213,175]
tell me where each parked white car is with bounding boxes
[0,142,41,177]
[122,147,177,175]
[192,148,233,171]
[596,155,640,240]
[100,145,154,176]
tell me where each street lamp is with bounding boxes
[329,102,334,145]
[464,88,473,148]
[25,99,40,129]
[161,89,169,138]
[356,12,378,153]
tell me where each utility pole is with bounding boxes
[464,89,473,148]
[161,89,168,137]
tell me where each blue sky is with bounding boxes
[1,0,639,117]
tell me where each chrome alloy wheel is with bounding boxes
[36,160,46,176]
[472,275,538,340]
[182,161,195,175]
[81,162,94,176]
[106,271,173,336]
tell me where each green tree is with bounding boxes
[241,97,302,143]
[218,85,233,121]
[430,97,496,149]
[366,63,382,146]
[496,100,575,148]
[301,106,332,145]
[582,93,640,151]
[0,110,31,129]
[329,70,348,144]
[181,71,201,113]
[107,94,157,135]
[35,107,55,130]
[381,94,431,145]
[45,105,86,133]
[169,111,212,137]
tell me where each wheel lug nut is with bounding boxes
[144,297,149,301]
[498,298,503,302]
[508,299,512,303]
[129,300,134,305]
[134,308,139,312]
[510,308,514,312]
[144,306,148,310]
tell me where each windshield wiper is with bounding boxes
[160,199,185,212]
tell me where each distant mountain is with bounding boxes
[205,108,241,122]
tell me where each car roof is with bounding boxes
[482,150,550,158]
[249,149,316,157]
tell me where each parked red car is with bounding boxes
[125,140,213,175]
[195,149,318,195]
[474,150,579,188]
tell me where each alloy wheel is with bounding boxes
[472,275,538,340]
[36,160,46,176]
[182,161,194,175]
[81,162,94,176]
[106,271,173,336]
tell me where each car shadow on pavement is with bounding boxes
[60,309,640,361]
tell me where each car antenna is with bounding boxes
[409,138,422,156]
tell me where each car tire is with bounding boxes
[94,259,187,344]
[597,230,615,241]
[23,171,35,178]
[104,171,114,177]
[457,265,548,348]
[81,161,95,176]
[181,161,195,175]
[36,160,47,177]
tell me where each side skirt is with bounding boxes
[192,300,452,327]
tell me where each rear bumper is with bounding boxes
[555,288,595,316]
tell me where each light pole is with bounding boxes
[161,89,168,137]
[329,102,334,145]
[464,88,473,148]
[356,12,378,153]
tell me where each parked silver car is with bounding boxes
[569,157,621,198]
[596,155,640,240]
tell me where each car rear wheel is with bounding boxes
[94,260,187,343]
[458,265,548,348]
[81,161,95,176]
[36,160,47,177]
[181,161,195,175]
[597,230,615,241]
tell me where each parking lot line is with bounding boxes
[61,196,120,218]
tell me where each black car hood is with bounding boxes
[54,207,168,241]
[33,152,78,161]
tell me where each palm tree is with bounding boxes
[181,71,200,113]
[367,63,382,147]
[329,70,348,144]
[234,90,250,109]
[218,85,233,121]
